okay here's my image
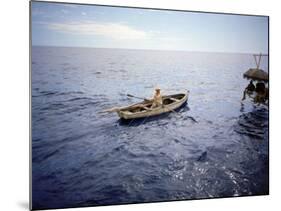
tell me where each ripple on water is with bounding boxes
[32,47,269,209]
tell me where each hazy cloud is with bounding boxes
[62,4,78,8]
[46,21,148,40]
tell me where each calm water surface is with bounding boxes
[32,46,269,209]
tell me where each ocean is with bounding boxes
[31,46,269,209]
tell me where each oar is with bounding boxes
[127,94,150,101]
[99,95,147,114]
[99,94,147,114]
[99,105,130,113]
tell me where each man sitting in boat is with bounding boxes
[241,80,268,105]
[151,88,163,108]
[242,80,255,100]
[254,82,268,104]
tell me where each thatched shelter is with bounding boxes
[243,68,268,82]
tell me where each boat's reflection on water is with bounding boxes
[235,105,269,140]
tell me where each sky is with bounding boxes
[31,1,268,53]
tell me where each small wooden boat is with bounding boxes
[117,92,189,120]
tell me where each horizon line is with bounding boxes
[31,44,268,55]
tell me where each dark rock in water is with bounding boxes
[189,116,198,123]
[173,138,180,143]
[183,116,198,123]
[197,151,207,162]
[95,71,101,74]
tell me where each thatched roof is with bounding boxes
[243,68,268,82]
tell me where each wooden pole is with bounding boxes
[254,55,258,69]
[253,53,268,69]
[257,53,261,69]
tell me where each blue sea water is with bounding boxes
[31,46,269,209]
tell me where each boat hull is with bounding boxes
[117,92,188,120]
